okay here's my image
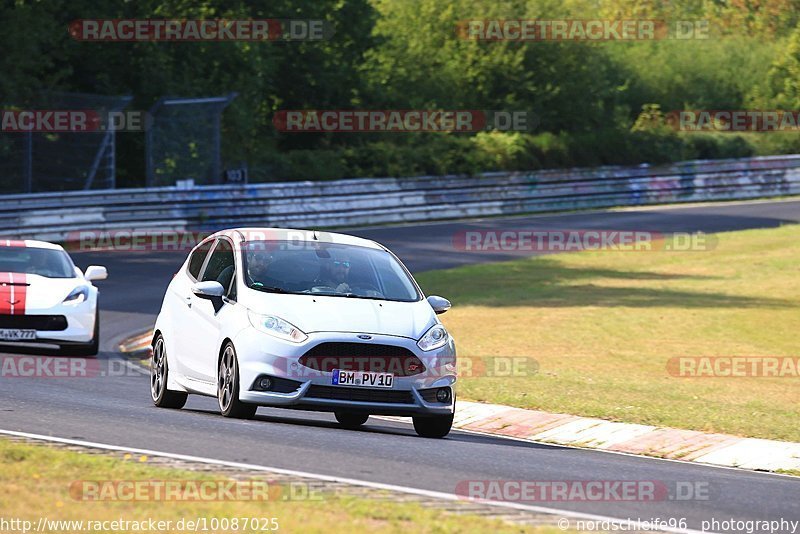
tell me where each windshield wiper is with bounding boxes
[305,290,408,302]
[250,284,292,294]
[340,293,390,301]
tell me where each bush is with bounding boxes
[244,128,763,183]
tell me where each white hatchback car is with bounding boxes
[0,239,107,355]
[151,228,457,437]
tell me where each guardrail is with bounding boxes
[2,154,800,241]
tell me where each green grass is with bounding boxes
[0,439,558,533]
[415,225,800,442]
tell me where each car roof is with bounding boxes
[208,227,385,251]
[0,239,64,251]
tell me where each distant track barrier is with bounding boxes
[1,155,799,242]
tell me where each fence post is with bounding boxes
[23,131,32,193]
[145,97,166,188]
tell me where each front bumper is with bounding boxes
[0,301,97,345]
[235,329,456,416]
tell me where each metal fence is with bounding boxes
[1,154,799,241]
[145,94,237,187]
[0,92,133,194]
[1,92,238,194]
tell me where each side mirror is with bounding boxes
[192,281,225,300]
[427,295,451,315]
[84,265,108,281]
[192,281,225,312]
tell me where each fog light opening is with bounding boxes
[258,377,273,391]
[436,387,451,403]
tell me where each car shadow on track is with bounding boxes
[177,407,561,450]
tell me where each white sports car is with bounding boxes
[151,228,457,438]
[0,239,107,355]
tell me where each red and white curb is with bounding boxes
[118,330,152,357]
[444,401,800,473]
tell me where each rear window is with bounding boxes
[0,247,76,278]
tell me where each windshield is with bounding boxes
[0,247,76,279]
[242,241,420,302]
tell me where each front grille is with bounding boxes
[299,342,425,377]
[305,385,414,404]
[0,314,67,331]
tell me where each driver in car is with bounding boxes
[245,250,274,286]
[30,251,57,277]
[317,253,352,293]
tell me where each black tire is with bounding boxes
[335,411,369,429]
[413,412,454,438]
[150,334,188,409]
[65,311,100,357]
[218,342,257,419]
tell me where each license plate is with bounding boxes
[0,329,36,341]
[332,369,394,388]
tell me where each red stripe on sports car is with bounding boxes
[0,273,13,314]
[0,273,28,315]
[11,273,27,315]
[0,240,26,247]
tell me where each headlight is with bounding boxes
[247,311,307,343]
[63,286,89,305]
[417,324,448,351]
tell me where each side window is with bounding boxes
[202,239,236,299]
[187,240,214,280]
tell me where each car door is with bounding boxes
[184,237,239,384]
[168,238,214,378]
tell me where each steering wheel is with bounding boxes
[310,285,339,293]
[349,283,382,297]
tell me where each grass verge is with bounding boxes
[0,439,560,533]
[416,225,800,442]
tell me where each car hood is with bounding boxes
[0,272,86,312]
[244,293,436,339]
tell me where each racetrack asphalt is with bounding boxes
[2,199,800,531]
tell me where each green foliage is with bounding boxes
[0,0,794,184]
[631,104,668,133]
